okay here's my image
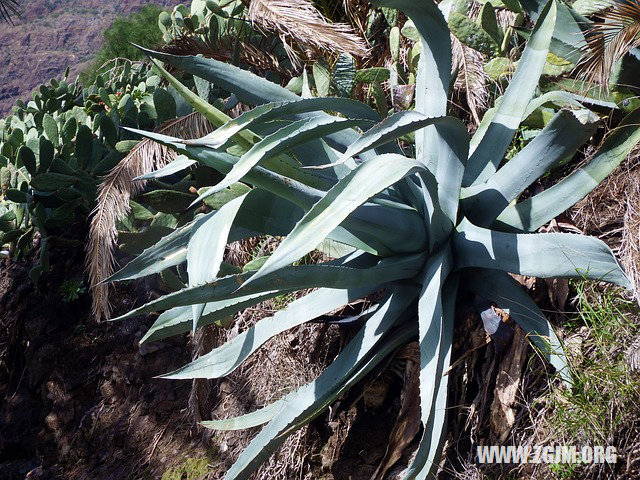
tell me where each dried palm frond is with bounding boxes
[248,0,369,59]
[162,33,295,77]
[576,0,640,88]
[87,112,212,321]
[452,36,489,126]
[0,0,22,23]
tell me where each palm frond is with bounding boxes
[87,112,212,321]
[248,0,369,58]
[577,0,640,87]
[0,0,22,23]
[161,34,294,77]
[452,36,489,125]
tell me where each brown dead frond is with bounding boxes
[452,36,490,126]
[162,33,294,77]
[622,159,640,301]
[576,0,640,88]
[87,112,212,322]
[248,0,369,60]
[0,0,22,24]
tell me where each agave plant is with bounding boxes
[109,0,640,477]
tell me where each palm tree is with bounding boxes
[578,0,640,87]
[0,0,22,23]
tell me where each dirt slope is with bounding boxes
[0,0,181,116]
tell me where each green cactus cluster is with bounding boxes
[158,1,246,42]
[0,67,185,283]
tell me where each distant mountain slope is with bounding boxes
[0,0,181,115]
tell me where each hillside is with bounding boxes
[0,0,181,115]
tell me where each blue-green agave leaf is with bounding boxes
[463,0,557,186]
[113,252,425,322]
[247,154,430,284]
[454,219,631,288]
[188,193,248,331]
[463,109,596,226]
[495,108,640,232]
[163,286,377,380]
[223,287,417,480]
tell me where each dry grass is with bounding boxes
[181,237,344,480]
[571,150,640,299]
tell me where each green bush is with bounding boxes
[80,5,165,86]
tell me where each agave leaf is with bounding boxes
[372,0,451,164]
[203,311,416,434]
[108,190,307,283]
[135,126,427,255]
[519,0,586,64]
[186,98,381,149]
[223,287,417,480]
[124,127,326,209]
[124,129,424,256]
[163,286,377,380]
[138,66,337,192]
[201,398,286,431]
[464,268,570,384]
[454,219,631,288]
[191,117,373,207]
[248,154,431,285]
[148,57,235,136]
[404,278,458,479]
[113,252,426,322]
[141,47,375,160]
[142,47,299,107]
[522,91,616,119]
[134,156,196,180]
[188,193,248,331]
[463,110,597,226]
[495,108,640,232]
[332,110,468,223]
[403,248,452,477]
[463,0,557,186]
[334,113,464,167]
[107,217,201,283]
[140,292,279,344]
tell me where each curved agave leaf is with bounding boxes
[125,127,327,208]
[201,398,286,431]
[522,90,616,119]
[141,47,377,161]
[495,108,640,232]
[140,292,278,344]
[188,193,248,331]
[125,128,427,255]
[372,0,451,166]
[191,117,373,207]
[454,219,631,288]
[107,190,306,283]
[404,277,458,479]
[223,287,417,480]
[403,249,454,478]
[186,97,381,149]
[163,286,378,380]
[463,110,596,226]
[204,309,417,435]
[463,0,557,186]
[134,156,196,180]
[464,268,570,384]
[247,154,431,285]
[113,252,426,321]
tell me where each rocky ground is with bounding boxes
[0,0,181,116]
